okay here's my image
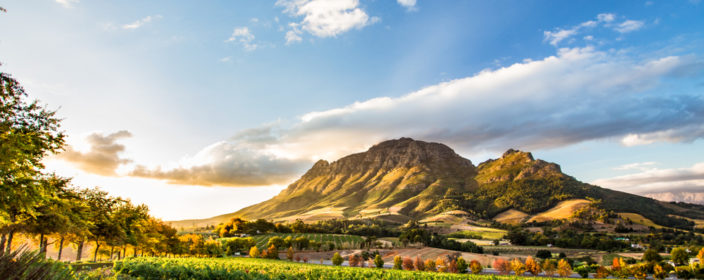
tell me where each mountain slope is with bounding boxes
[233,138,478,221]
[172,138,704,229]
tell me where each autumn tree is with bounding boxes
[525,256,541,276]
[493,258,511,275]
[558,259,572,277]
[469,260,483,274]
[511,258,527,276]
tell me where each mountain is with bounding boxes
[171,138,704,229]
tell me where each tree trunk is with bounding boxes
[122,247,126,260]
[0,233,6,253]
[76,240,84,261]
[57,236,65,261]
[109,246,114,260]
[39,233,46,256]
[6,229,14,254]
[93,240,100,262]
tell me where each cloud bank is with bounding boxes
[59,131,133,176]
[130,45,704,187]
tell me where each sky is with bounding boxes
[1,0,703,220]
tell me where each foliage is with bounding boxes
[402,257,413,271]
[456,257,468,273]
[595,265,610,278]
[331,252,343,266]
[424,259,436,272]
[414,256,425,271]
[542,259,556,277]
[573,265,589,278]
[469,260,482,274]
[671,247,688,265]
[493,258,511,275]
[249,246,260,258]
[535,249,551,259]
[525,257,541,276]
[373,254,383,268]
[557,259,572,277]
[393,255,402,269]
[286,246,294,261]
[0,246,73,280]
[511,258,526,276]
[653,264,668,280]
[642,248,662,262]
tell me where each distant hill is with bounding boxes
[170,138,704,229]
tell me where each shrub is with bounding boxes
[424,259,436,272]
[249,246,260,258]
[469,260,482,274]
[447,259,458,273]
[671,247,689,266]
[493,258,511,275]
[675,266,694,280]
[511,258,526,276]
[302,257,308,263]
[331,252,343,266]
[435,257,446,272]
[631,264,648,280]
[402,257,414,271]
[536,249,552,259]
[0,247,73,280]
[525,256,541,276]
[286,247,294,261]
[374,254,384,268]
[348,254,360,267]
[595,265,610,278]
[295,255,301,262]
[456,257,468,273]
[393,255,402,269]
[653,264,668,280]
[642,248,662,263]
[414,256,425,271]
[266,245,279,259]
[574,265,589,278]
[557,259,572,277]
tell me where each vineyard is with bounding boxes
[112,257,552,280]
[224,233,365,249]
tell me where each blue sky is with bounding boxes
[1,0,703,220]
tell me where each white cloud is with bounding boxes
[593,162,704,197]
[614,20,645,33]
[219,56,232,63]
[285,30,303,45]
[277,0,376,39]
[226,27,258,51]
[614,161,657,171]
[544,13,643,46]
[58,131,133,176]
[55,0,79,8]
[128,46,704,187]
[397,0,417,11]
[122,15,162,30]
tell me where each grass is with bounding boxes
[493,209,529,224]
[528,199,590,222]
[618,213,662,229]
[449,228,507,240]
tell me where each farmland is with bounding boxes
[222,233,365,250]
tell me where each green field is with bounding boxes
[112,257,555,280]
[224,233,365,249]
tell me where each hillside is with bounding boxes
[171,138,704,229]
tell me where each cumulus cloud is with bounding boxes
[122,15,162,30]
[277,0,377,39]
[59,131,133,176]
[226,27,258,51]
[130,45,704,187]
[593,162,704,204]
[544,13,644,46]
[397,0,417,11]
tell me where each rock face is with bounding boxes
[476,149,564,184]
[233,138,478,221]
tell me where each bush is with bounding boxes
[493,258,511,275]
[424,259,436,272]
[675,266,694,280]
[348,254,360,267]
[331,252,343,266]
[374,254,384,268]
[595,265,610,278]
[402,257,414,271]
[536,249,552,259]
[653,264,668,280]
[557,259,572,277]
[469,260,482,274]
[414,256,425,271]
[286,247,294,261]
[642,248,662,262]
[393,255,402,269]
[456,257,468,273]
[0,247,73,280]
[574,265,590,278]
[671,247,689,265]
[249,246,260,258]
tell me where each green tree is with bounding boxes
[249,246,260,258]
[393,255,402,269]
[671,247,689,265]
[0,73,65,253]
[456,256,468,273]
[374,254,384,268]
[643,248,662,263]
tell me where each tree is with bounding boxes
[413,256,425,271]
[286,246,294,261]
[469,260,483,274]
[525,256,541,276]
[390,255,402,269]
[348,254,360,267]
[493,258,511,275]
[643,248,662,262]
[557,259,572,277]
[697,247,704,263]
[612,257,622,270]
[511,258,527,275]
[671,247,689,265]
[424,259,436,272]
[402,257,414,270]
[249,246,260,258]
[542,259,557,277]
[595,266,610,278]
[268,236,285,249]
[374,254,384,268]
[456,257,468,273]
[332,252,343,266]
[653,264,668,280]
[0,73,65,253]
[266,244,278,259]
